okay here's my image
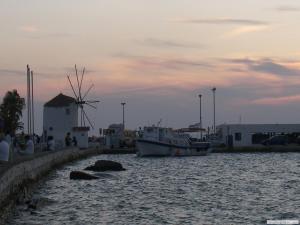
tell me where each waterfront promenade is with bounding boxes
[0,147,103,224]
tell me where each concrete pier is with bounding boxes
[0,148,102,224]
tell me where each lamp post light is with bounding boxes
[121,102,126,130]
[198,94,202,140]
[212,87,216,135]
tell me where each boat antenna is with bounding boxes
[157,119,162,127]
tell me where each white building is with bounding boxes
[72,127,89,149]
[217,124,300,147]
[104,124,124,148]
[43,93,78,148]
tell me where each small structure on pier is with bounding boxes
[104,124,136,149]
[104,124,124,149]
[72,126,90,149]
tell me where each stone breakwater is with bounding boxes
[0,148,103,224]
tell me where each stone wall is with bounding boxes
[0,148,102,223]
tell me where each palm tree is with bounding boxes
[0,90,25,134]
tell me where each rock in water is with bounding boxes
[70,171,99,180]
[85,160,126,172]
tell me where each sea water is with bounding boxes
[8,153,300,225]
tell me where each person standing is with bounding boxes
[72,136,77,147]
[19,135,34,155]
[65,132,71,147]
[4,131,12,161]
[47,136,55,151]
[4,131,11,145]
[0,133,9,162]
[18,132,25,148]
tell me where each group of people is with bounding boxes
[0,131,80,163]
[0,131,35,163]
[65,132,77,147]
[46,132,78,151]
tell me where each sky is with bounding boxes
[1,0,300,135]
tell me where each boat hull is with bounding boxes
[136,140,209,157]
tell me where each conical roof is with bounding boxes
[44,93,76,107]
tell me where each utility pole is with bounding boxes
[31,70,34,136]
[212,87,216,135]
[27,65,31,135]
[121,102,126,130]
[198,94,202,140]
[26,65,35,140]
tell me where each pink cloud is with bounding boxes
[19,25,38,33]
[251,95,300,105]
[3,56,300,103]
[223,25,269,38]
[89,57,240,96]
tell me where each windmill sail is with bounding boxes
[67,65,99,129]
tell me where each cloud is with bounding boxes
[113,53,214,70]
[0,69,26,76]
[250,61,300,76]
[166,59,212,68]
[252,95,300,105]
[63,66,98,75]
[90,54,247,97]
[100,84,188,97]
[172,18,269,38]
[275,6,300,12]
[136,38,202,49]
[23,32,73,39]
[18,25,72,39]
[113,54,213,71]
[20,25,38,32]
[223,25,268,38]
[106,54,300,98]
[224,58,300,76]
[172,18,268,26]
[0,67,74,80]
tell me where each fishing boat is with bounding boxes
[136,126,210,157]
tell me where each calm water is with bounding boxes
[8,153,300,225]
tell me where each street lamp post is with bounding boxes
[212,87,216,135]
[198,94,202,140]
[121,102,126,130]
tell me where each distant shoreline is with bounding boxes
[213,146,300,153]
[101,146,300,154]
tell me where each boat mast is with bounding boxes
[198,94,202,140]
[212,87,216,135]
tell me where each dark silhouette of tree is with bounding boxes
[0,90,25,134]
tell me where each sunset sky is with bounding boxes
[2,0,300,134]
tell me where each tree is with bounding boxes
[0,90,25,134]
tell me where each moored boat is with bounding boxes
[136,126,210,157]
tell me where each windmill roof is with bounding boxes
[44,93,76,107]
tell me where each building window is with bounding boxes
[235,132,242,141]
[65,108,70,115]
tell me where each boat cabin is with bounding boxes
[140,126,190,146]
